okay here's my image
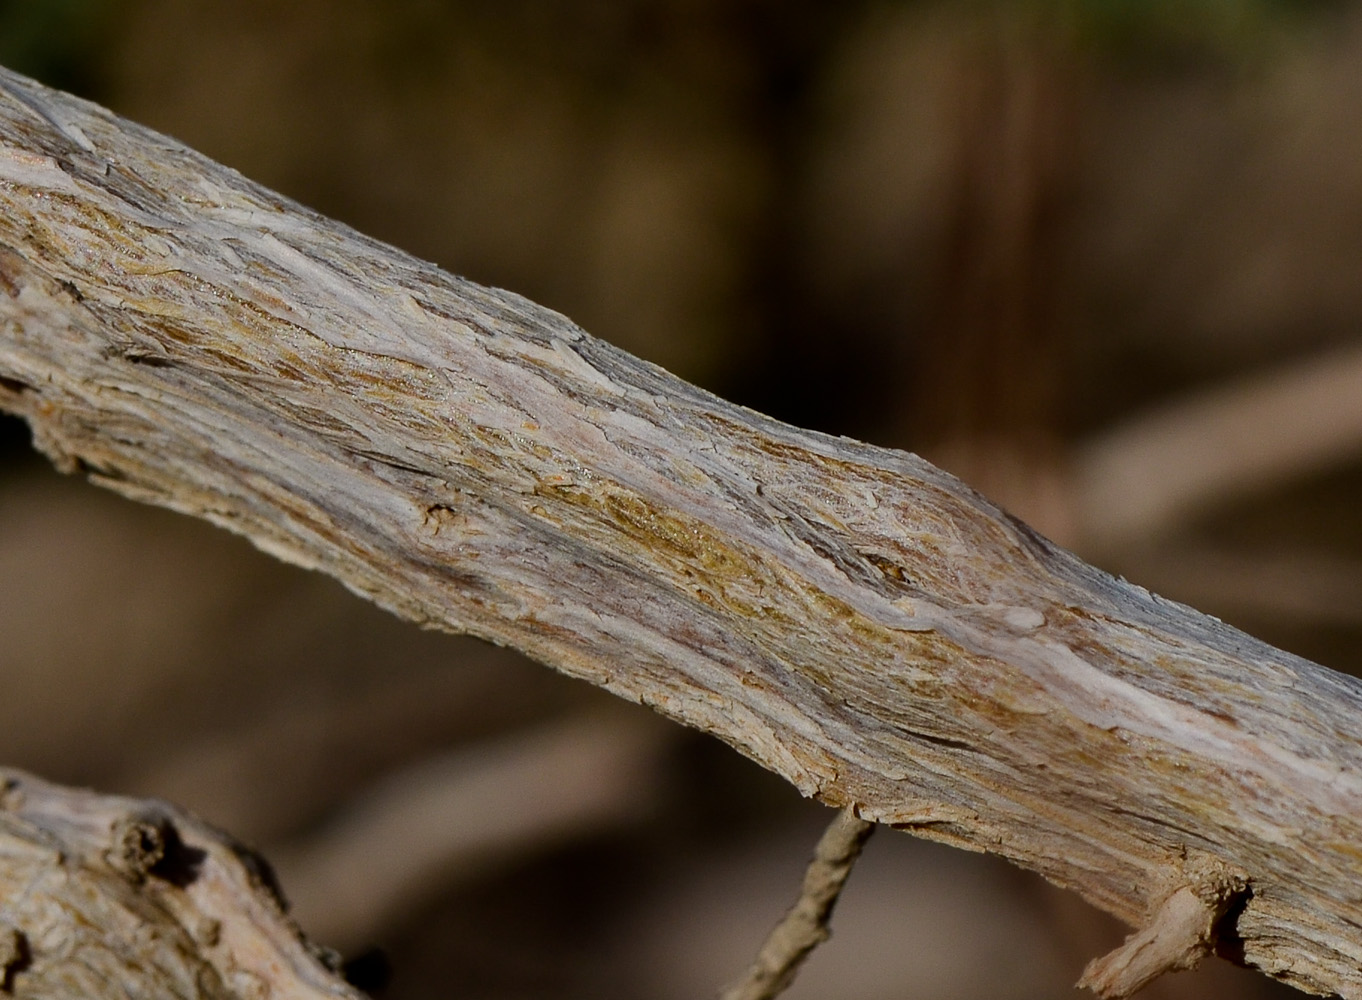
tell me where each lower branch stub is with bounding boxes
[1078,863,1248,999]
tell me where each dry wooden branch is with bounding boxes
[0,768,360,1000]
[1077,858,1247,998]
[2,65,1362,997]
[719,807,875,1000]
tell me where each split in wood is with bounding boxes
[0,924,28,992]
[718,807,876,1000]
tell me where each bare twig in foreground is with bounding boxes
[719,808,875,1000]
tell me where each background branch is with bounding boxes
[1074,341,1362,553]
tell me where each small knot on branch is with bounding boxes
[106,815,168,883]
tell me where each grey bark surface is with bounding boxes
[0,768,361,1000]
[1,65,1361,997]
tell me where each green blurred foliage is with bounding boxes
[1043,0,1348,66]
[0,0,118,96]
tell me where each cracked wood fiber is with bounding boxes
[0,65,1360,997]
[0,768,361,1000]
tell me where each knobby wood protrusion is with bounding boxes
[1078,856,1249,998]
[1,65,1361,997]
[0,769,361,1000]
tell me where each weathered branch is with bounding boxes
[2,66,1362,996]
[719,807,875,1000]
[0,768,360,1000]
[1077,857,1247,998]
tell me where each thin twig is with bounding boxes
[1077,859,1246,999]
[719,808,876,1000]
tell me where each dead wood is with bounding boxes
[0,768,360,1000]
[719,807,875,1000]
[2,65,1362,997]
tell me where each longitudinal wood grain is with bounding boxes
[1,65,1361,997]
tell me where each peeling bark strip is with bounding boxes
[0,65,1361,997]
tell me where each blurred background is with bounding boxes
[2,1,1361,997]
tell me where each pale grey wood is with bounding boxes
[1,65,1361,997]
[0,767,361,1000]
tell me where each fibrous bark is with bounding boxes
[0,768,361,1000]
[1,65,1361,997]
